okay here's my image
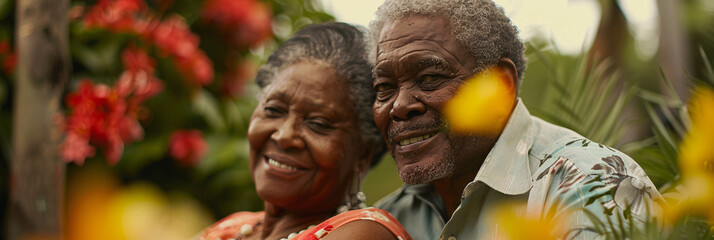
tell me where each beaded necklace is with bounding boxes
[233,220,316,240]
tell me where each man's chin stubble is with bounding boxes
[396,152,456,185]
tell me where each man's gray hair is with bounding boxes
[369,0,527,88]
[255,22,385,167]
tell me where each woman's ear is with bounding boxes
[497,58,518,90]
[355,144,375,179]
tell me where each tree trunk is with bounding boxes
[8,0,70,238]
[657,0,691,100]
[587,0,629,71]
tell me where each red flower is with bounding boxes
[121,45,155,73]
[147,16,214,86]
[220,60,256,98]
[2,52,16,74]
[60,132,96,165]
[201,0,272,48]
[201,0,253,29]
[150,16,199,59]
[234,1,272,48]
[61,76,158,165]
[117,46,164,106]
[175,50,214,86]
[84,0,146,32]
[169,130,208,167]
[0,40,16,74]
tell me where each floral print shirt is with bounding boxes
[376,100,662,240]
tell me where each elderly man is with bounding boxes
[369,0,661,239]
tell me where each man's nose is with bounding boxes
[271,117,306,150]
[389,89,426,120]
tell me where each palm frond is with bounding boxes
[527,49,635,147]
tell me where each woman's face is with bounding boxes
[248,61,366,213]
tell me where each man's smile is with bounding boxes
[398,132,435,146]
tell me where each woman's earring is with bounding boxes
[337,174,367,214]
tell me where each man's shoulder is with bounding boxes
[374,184,433,210]
[529,116,645,178]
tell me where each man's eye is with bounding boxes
[375,83,394,92]
[421,75,444,82]
[375,83,396,101]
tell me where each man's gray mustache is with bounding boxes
[386,120,446,143]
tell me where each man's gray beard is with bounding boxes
[397,153,456,185]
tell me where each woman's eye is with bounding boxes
[264,107,283,117]
[306,119,334,132]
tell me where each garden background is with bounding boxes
[0,0,713,239]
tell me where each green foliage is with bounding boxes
[522,42,636,147]
[522,38,714,239]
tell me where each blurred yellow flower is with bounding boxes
[493,202,566,240]
[65,168,212,240]
[443,66,516,135]
[676,86,714,223]
[679,86,714,178]
[65,168,124,240]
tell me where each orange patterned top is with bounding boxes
[201,208,412,240]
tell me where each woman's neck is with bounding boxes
[257,203,334,239]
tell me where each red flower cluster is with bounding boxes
[169,129,208,167]
[61,47,164,165]
[84,0,146,32]
[201,0,273,48]
[0,40,16,75]
[146,16,214,86]
[83,0,214,86]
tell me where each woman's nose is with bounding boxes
[270,117,306,150]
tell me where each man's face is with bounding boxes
[373,15,497,184]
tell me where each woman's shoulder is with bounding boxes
[200,211,265,240]
[297,208,411,240]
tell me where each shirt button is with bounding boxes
[447,236,457,240]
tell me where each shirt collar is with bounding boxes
[467,99,536,196]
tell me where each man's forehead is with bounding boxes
[377,15,452,47]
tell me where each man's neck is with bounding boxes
[432,169,479,218]
[430,135,498,218]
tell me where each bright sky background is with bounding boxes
[318,0,659,56]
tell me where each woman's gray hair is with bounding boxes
[369,0,527,90]
[255,22,385,167]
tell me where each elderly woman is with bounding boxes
[200,23,411,240]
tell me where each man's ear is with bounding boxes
[497,58,518,90]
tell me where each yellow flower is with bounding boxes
[676,86,714,223]
[679,86,714,178]
[65,169,212,240]
[493,202,566,240]
[443,66,516,135]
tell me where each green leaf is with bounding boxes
[193,89,227,132]
[119,137,169,176]
[197,135,248,177]
[70,36,124,74]
[0,0,13,21]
